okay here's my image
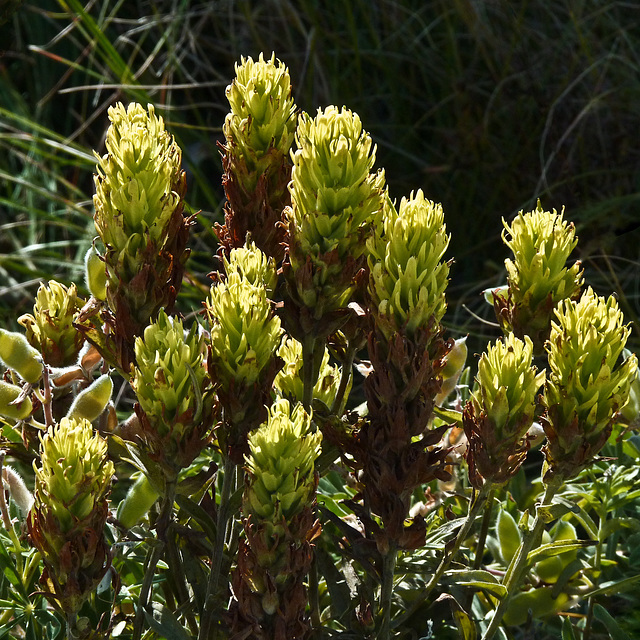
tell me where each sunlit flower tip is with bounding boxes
[367,191,450,337]
[500,202,583,338]
[274,336,345,407]
[131,309,206,439]
[93,102,184,254]
[543,288,638,452]
[224,240,278,296]
[473,334,544,435]
[225,52,297,163]
[18,280,85,368]
[33,417,114,532]
[206,274,282,390]
[246,398,322,522]
[289,105,385,260]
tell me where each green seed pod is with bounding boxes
[503,587,570,626]
[66,374,113,422]
[0,380,33,420]
[496,509,522,565]
[117,474,160,528]
[84,246,107,301]
[2,466,34,514]
[0,328,43,383]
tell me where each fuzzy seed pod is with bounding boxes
[84,246,107,301]
[0,328,43,383]
[0,380,33,420]
[66,374,113,422]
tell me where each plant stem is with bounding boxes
[473,488,495,570]
[422,483,492,604]
[132,478,177,640]
[377,542,398,640]
[199,454,237,640]
[165,525,199,636]
[481,477,563,640]
[302,334,320,412]
[330,341,356,416]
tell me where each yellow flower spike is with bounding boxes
[497,201,583,351]
[542,287,638,481]
[368,190,450,340]
[223,240,278,297]
[28,417,113,615]
[463,334,545,488]
[18,280,85,368]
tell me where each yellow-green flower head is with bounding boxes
[18,280,85,367]
[544,287,637,444]
[224,240,278,297]
[473,334,544,436]
[32,417,114,534]
[224,53,297,173]
[274,336,347,408]
[502,202,583,326]
[131,309,206,437]
[93,102,183,262]
[368,191,449,338]
[246,398,322,522]
[206,272,283,391]
[289,105,385,261]
[464,334,544,487]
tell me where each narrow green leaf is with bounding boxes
[527,539,593,565]
[583,574,640,599]
[562,616,577,640]
[143,602,192,640]
[593,603,631,640]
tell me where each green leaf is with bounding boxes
[174,494,217,544]
[593,603,631,640]
[536,497,578,524]
[527,539,592,565]
[601,516,640,540]
[432,405,463,426]
[143,602,192,640]
[562,616,577,640]
[583,574,640,599]
[443,569,507,598]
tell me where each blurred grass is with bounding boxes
[1,0,638,354]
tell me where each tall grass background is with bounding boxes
[1,0,639,357]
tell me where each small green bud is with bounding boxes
[66,374,113,422]
[0,328,43,383]
[0,380,32,420]
[84,246,107,300]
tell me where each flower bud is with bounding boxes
[0,328,43,383]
